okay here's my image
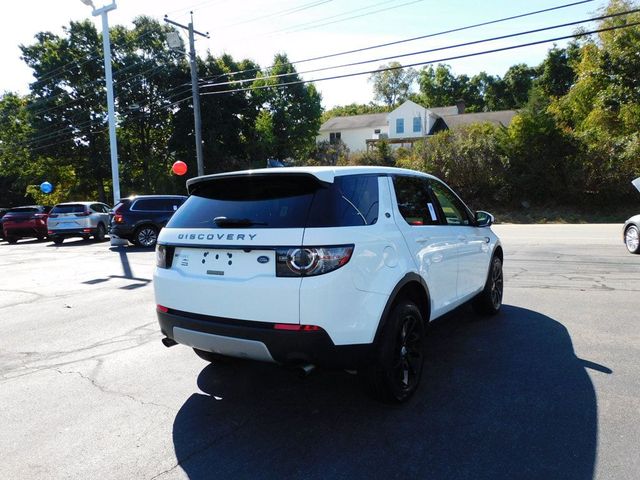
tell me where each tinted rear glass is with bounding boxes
[168,174,379,229]
[51,204,86,214]
[7,207,39,213]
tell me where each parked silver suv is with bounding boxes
[47,201,111,244]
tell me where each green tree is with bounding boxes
[111,17,185,194]
[252,53,323,161]
[20,20,111,201]
[0,93,33,205]
[369,62,417,107]
[321,103,389,123]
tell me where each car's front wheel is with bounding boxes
[7,236,18,244]
[134,225,158,247]
[363,300,425,403]
[473,255,503,315]
[625,225,640,254]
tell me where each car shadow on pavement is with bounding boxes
[170,305,604,480]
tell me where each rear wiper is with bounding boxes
[213,216,267,227]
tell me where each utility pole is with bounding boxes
[81,0,120,204]
[164,13,209,177]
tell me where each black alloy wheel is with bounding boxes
[135,225,158,248]
[363,301,425,403]
[473,255,503,315]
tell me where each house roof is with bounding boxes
[320,113,388,131]
[428,105,459,116]
[440,110,517,129]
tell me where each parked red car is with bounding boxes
[2,205,52,244]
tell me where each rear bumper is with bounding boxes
[49,227,96,238]
[109,225,134,240]
[157,308,374,369]
[3,225,47,238]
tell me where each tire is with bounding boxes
[193,348,235,365]
[53,237,64,245]
[94,224,106,242]
[134,225,158,248]
[473,255,504,315]
[362,301,425,403]
[625,225,640,254]
[7,237,18,244]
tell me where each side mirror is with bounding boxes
[475,210,494,227]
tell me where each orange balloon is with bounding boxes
[172,161,188,176]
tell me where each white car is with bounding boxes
[47,201,111,244]
[154,166,503,402]
[623,177,640,254]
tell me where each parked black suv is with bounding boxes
[109,195,187,247]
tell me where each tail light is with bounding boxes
[156,245,175,269]
[77,210,91,217]
[275,245,353,277]
[113,214,124,223]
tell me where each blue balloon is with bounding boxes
[40,181,53,194]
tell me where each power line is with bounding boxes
[23,87,194,148]
[199,0,595,85]
[201,8,638,90]
[200,20,640,97]
[270,0,424,36]
[219,0,334,30]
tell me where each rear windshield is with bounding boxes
[167,174,379,229]
[51,204,86,214]
[7,207,38,213]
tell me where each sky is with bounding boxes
[0,0,609,108]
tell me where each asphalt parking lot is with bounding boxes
[0,224,638,480]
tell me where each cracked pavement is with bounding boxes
[1,225,639,480]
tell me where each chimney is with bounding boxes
[455,99,465,114]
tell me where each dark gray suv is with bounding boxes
[109,195,187,247]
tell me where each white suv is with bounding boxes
[48,201,111,244]
[154,166,503,402]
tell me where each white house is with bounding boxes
[317,100,516,152]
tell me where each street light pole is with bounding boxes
[81,0,120,204]
[164,13,209,177]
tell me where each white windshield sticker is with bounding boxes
[427,203,437,221]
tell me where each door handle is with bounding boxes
[415,237,430,244]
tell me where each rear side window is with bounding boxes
[131,199,180,211]
[167,174,379,229]
[51,204,85,214]
[306,175,379,227]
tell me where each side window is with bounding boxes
[306,175,379,227]
[90,203,101,212]
[396,118,404,134]
[413,116,421,133]
[429,180,471,226]
[131,199,160,211]
[392,176,440,226]
[162,199,181,212]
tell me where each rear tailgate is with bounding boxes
[154,173,326,325]
[155,228,304,323]
[48,204,89,230]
